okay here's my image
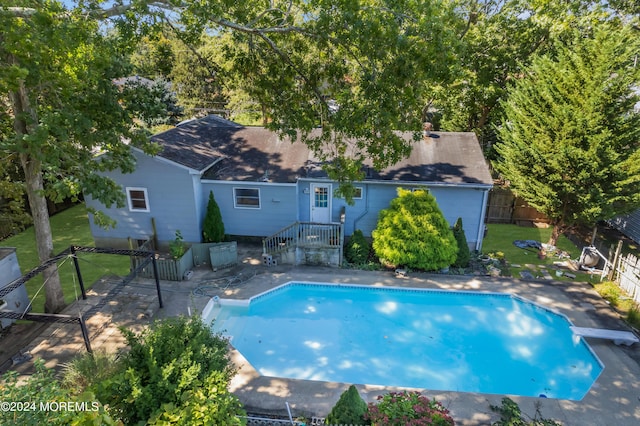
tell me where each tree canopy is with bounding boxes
[1,1,159,311]
[100,0,461,183]
[493,21,640,245]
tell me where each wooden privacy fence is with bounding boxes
[485,187,550,225]
[615,253,640,304]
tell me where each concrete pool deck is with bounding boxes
[3,255,639,425]
[195,267,640,425]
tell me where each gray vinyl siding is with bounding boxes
[86,150,201,247]
[201,181,297,237]
[429,186,488,249]
[298,180,488,248]
[85,150,489,250]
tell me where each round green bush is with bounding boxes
[372,188,457,270]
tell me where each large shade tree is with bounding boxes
[493,20,640,246]
[3,0,464,311]
[102,0,461,188]
[1,2,158,312]
[429,0,550,151]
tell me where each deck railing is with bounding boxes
[262,221,343,256]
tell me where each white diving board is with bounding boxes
[570,326,639,346]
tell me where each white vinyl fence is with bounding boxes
[616,253,640,304]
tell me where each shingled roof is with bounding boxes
[149,115,492,186]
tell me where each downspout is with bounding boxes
[352,184,370,233]
[475,188,490,251]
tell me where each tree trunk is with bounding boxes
[548,222,563,247]
[10,82,65,313]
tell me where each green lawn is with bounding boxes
[482,223,592,281]
[2,204,130,313]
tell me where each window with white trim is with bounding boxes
[234,187,260,208]
[353,187,363,199]
[126,187,150,212]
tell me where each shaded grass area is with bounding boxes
[2,204,130,313]
[482,224,591,282]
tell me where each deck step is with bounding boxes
[570,326,639,346]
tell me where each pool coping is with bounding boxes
[203,269,640,425]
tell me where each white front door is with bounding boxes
[310,183,332,223]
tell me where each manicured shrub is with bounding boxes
[326,385,368,425]
[372,188,457,270]
[98,315,239,424]
[366,391,454,426]
[202,190,225,243]
[452,217,470,268]
[345,229,371,265]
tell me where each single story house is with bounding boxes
[85,115,493,253]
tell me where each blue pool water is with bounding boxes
[206,282,602,400]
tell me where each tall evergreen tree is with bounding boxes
[202,191,225,243]
[494,22,640,245]
[452,217,470,268]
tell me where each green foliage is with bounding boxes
[1,1,160,311]
[130,33,176,79]
[490,397,561,426]
[627,307,640,330]
[169,230,187,259]
[202,191,225,243]
[147,371,246,426]
[493,21,640,245]
[169,33,228,117]
[366,391,454,426]
[452,218,470,268]
[163,0,460,183]
[345,230,371,265]
[120,77,184,127]
[372,189,457,271]
[0,155,31,238]
[0,1,158,209]
[97,315,236,425]
[2,204,131,312]
[0,359,115,426]
[326,385,368,426]
[61,351,123,396]
[431,0,550,155]
[593,281,640,329]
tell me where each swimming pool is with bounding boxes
[203,282,603,400]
